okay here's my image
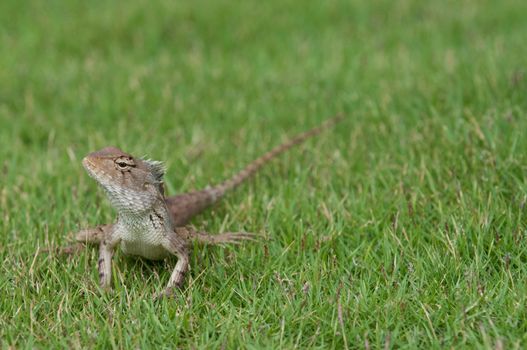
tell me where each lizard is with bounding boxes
[70,115,342,298]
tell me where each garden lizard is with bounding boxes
[72,116,342,298]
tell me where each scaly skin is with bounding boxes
[72,116,342,297]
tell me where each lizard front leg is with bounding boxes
[98,234,120,290]
[157,233,190,298]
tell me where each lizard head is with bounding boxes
[82,147,166,215]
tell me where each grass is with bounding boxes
[1,0,527,348]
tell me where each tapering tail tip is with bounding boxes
[209,113,344,200]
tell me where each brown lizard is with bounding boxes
[71,116,342,298]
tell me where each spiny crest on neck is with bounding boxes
[142,158,166,183]
[142,158,167,197]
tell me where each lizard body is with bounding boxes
[76,116,341,297]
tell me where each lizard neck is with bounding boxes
[115,201,173,241]
[117,199,172,228]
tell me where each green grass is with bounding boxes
[1,0,527,348]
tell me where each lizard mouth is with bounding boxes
[82,157,96,178]
[82,157,119,191]
[82,157,107,185]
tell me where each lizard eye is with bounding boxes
[115,157,135,169]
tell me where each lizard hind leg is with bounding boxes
[175,227,259,246]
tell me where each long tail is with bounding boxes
[165,114,343,225]
[213,115,343,196]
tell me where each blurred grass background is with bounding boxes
[1,0,527,348]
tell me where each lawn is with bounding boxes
[1,0,527,348]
